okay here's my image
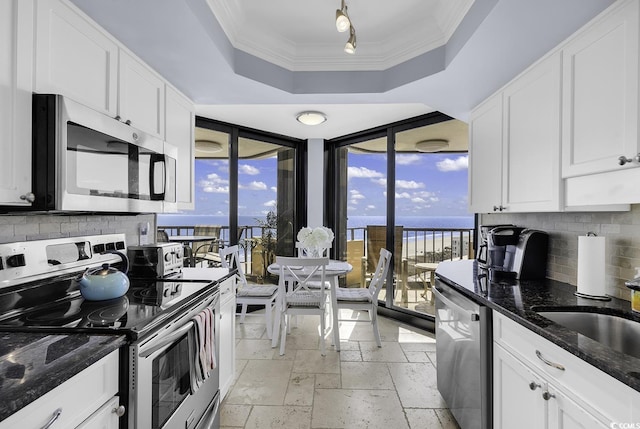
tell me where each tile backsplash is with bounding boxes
[481,205,640,301]
[0,213,156,246]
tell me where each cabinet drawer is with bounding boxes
[493,312,636,422]
[0,350,119,429]
[220,277,235,305]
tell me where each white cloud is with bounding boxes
[240,181,268,190]
[372,178,387,187]
[350,189,365,200]
[411,197,427,203]
[396,180,425,189]
[396,192,411,199]
[415,191,436,198]
[437,156,469,172]
[366,205,376,210]
[396,154,421,165]
[348,166,384,179]
[270,186,277,192]
[263,200,276,207]
[239,164,260,175]
[199,173,229,193]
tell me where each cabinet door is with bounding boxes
[166,85,195,210]
[562,0,639,178]
[494,345,546,429]
[35,0,118,116]
[0,0,34,206]
[468,94,504,213]
[503,53,562,212]
[219,283,236,399]
[118,50,165,138]
[547,386,608,429]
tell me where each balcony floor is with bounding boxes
[222,309,459,429]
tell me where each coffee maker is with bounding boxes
[481,226,549,280]
[477,224,515,266]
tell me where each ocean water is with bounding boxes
[157,214,474,240]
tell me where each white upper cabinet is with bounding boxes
[0,0,34,206]
[165,85,195,209]
[469,53,562,213]
[34,0,118,116]
[118,50,165,139]
[468,94,503,213]
[561,0,639,178]
[502,52,562,212]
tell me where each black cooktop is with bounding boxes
[0,275,217,341]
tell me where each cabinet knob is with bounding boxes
[112,405,126,417]
[542,391,555,401]
[618,154,640,165]
[19,192,35,203]
[115,115,121,121]
[528,382,541,391]
[493,205,500,212]
[125,119,132,126]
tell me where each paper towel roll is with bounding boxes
[577,235,606,298]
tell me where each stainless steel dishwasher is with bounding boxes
[434,278,492,429]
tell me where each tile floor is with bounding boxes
[221,309,460,429]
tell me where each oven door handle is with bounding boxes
[139,320,194,358]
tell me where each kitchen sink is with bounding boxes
[536,309,640,359]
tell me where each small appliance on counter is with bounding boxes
[476,224,515,267]
[481,226,549,280]
[127,242,184,278]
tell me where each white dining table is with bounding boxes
[267,259,352,352]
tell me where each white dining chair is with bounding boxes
[272,256,329,355]
[334,248,392,347]
[220,245,279,339]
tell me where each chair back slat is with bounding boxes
[368,248,392,300]
[220,245,248,288]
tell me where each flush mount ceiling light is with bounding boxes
[344,25,357,54]
[195,139,224,153]
[335,0,350,32]
[296,111,327,126]
[415,139,449,152]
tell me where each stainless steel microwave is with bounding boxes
[24,94,177,213]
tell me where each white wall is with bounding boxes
[306,138,324,227]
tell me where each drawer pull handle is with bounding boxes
[535,350,565,371]
[529,382,541,391]
[41,408,62,429]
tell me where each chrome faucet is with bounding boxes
[625,277,640,288]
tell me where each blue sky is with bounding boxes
[187,152,470,217]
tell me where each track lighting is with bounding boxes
[344,25,356,54]
[335,0,350,32]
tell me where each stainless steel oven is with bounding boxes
[132,290,220,429]
[13,94,178,213]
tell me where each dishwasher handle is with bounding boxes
[433,286,480,322]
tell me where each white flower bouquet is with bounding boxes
[297,226,334,257]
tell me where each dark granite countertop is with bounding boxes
[435,259,640,393]
[0,332,126,421]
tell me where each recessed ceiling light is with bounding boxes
[195,140,224,153]
[415,139,449,152]
[296,111,327,126]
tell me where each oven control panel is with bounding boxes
[0,234,129,287]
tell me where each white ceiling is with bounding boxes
[70,0,614,140]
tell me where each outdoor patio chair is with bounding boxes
[220,245,279,339]
[363,225,408,300]
[336,247,392,347]
[272,256,329,355]
[193,225,222,267]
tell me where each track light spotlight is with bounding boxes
[335,0,350,32]
[344,25,356,54]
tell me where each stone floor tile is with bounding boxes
[225,360,294,405]
[312,388,409,429]
[220,403,252,427]
[404,351,431,363]
[405,408,445,429]
[339,349,362,361]
[360,341,408,362]
[244,405,312,429]
[284,373,315,406]
[314,373,341,389]
[387,362,446,408]
[435,408,461,429]
[340,361,394,389]
[292,349,341,374]
[235,339,278,360]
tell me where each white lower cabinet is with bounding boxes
[219,276,236,399]
[493,312,638,428]
[494,344,605,429]
[0,350,121,429]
